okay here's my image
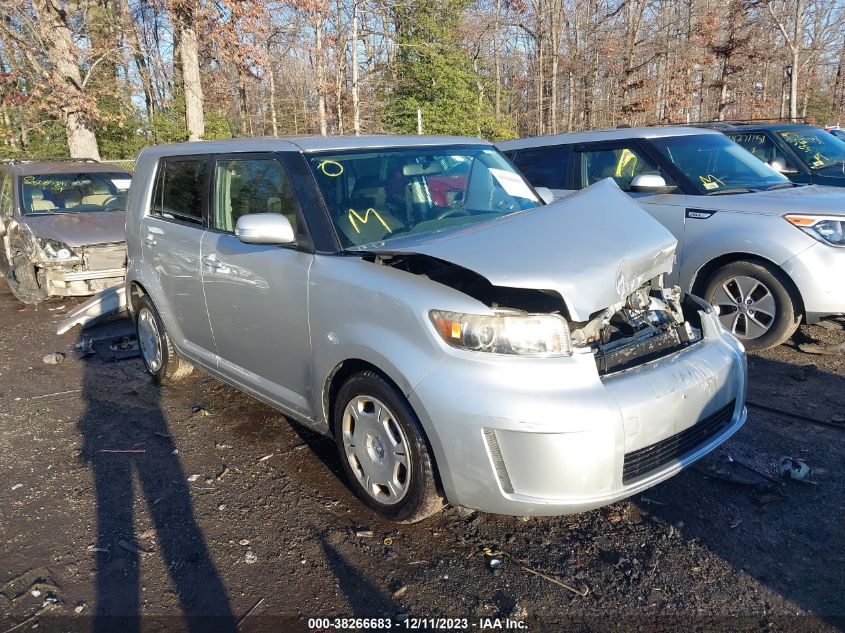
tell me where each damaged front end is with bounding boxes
[568,275,702,375]
[32,239,126,297]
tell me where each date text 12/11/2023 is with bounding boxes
[307,617,529,630]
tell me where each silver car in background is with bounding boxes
[0,159,130,303]
[499,127,845,351]
[125,136,746,521]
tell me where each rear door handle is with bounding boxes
[144,233,156,245]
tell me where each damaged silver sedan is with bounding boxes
[0,160,130,303]
[125,137,747,521]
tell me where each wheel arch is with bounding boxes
[322,358,445,496]
[690,252,805,317]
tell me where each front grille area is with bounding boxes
[622,400,736,484]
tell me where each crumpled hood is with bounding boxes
[368,179,678,321]
[698,184,845,216]
[22,211,126,248]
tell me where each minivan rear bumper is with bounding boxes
[409,307,747,516]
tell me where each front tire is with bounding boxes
[703,260,801,351]
[333,371,443,523]
[135,295,193,384]
[7,255,47,304]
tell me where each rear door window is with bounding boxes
[727,132,787,165]
[152,159,207,225]
[509,145,570,189]
[212,157,298,235]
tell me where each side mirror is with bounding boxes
[630,173,674,194]
[235,213,295,245]
[769,158,798,175]
[534,186,556,205]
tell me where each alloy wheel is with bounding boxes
[137,307,163,372]
[711,275,777,339]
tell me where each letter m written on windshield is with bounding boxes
[348,208,392,234]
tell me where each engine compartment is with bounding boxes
[371,252,701,373]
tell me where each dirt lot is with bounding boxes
[1,282,843,633]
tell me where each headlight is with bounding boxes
[784,214,845,247]
[37,238,79,261]
[429,309,572,356]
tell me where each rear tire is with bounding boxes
[333,370,443,523]
[703,260,801,351]
[135,295,193,384]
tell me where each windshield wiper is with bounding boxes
[706,187,758,195]
[764,182,798,191]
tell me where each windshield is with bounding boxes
[308,146,542,248]
[20,172,131,215]
[649,134,789,195]
[777,128,845,170]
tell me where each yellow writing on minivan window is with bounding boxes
[318,160,344,177]
[699,174,726,190]
[348,208,391,234]
[615,148,638,178]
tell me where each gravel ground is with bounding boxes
[0,283,843,633]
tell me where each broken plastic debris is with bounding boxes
[705,454,778,486]
[56,285,127,335]
[778,456,817,484]
[187,474,201,482]
[798,341,845,356]
[42,352,65,364]
[355,529,374,538]
[11,483,22,491]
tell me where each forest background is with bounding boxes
[1,0,843,160]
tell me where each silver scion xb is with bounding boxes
[126,136,747,521]
[499,127,845,351]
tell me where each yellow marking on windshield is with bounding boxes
[348,208,391,234]
[318,160,344,177]
[699,174,726,190]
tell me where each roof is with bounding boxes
[693,122,818,133]
[137,135,491,160]
[496,126,721,151]
[0,160,131,177]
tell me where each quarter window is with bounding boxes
[213,158,297,234]
[581,146,662,191]
[152,159,207,224]
[510,145,569,189]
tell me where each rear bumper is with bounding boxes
[782,242,845,323]
[409,307,747,516]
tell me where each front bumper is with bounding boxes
[782,242,845,323]
[409,307,747,516]
[44,266,125,297]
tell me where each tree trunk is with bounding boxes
[351,5,361,135]
[315,9,327,136]
[177,14,204,141]
[118,0,156,116]
[30,0,100,159]
[268,47,279,136]
[493,0,502,118]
